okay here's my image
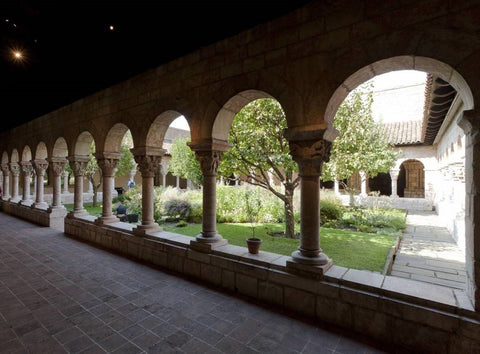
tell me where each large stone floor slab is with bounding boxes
[391,211,466,290]
[0,213,391,353]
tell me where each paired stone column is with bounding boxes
[67,156,90,217]
[1,164,10,200]
[62,171,70,194]
[160,161,169,187]
[284,128,332,275]
[188,140,229,252]
[50,158,67,209]
[32,159,49,209]
[95,153,121,225]
[131,147,164,236]
[20,161,33,205]
[334,180,340,195]
[9,162,20,202]
[389,168,399,197]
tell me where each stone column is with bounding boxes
[390,168,399,197]
[95,153,120,225]
[62,171,69,194]
[457,111,480,310]
[131,148,164,236]
[359,171,368,197]
[20,161,33,205]
[1,164,10,200]
[176,176,180,188]
[334,180,340,195]
[160,161,169,187]
[32,159,49,209]
[50,158,67,209]
[9,162,20,202]
[32,170,37,201]
[187,140,229,252]
[284,129,332,273]
[67,156,90,217]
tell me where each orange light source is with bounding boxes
[109,25,114,31]
[13,51,22,59]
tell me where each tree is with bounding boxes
[169,137,203,187]
[116,131,136,178]
[220,98,299,239]
[86,143,101,207]
[322,83,397,203]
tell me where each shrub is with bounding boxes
[320,193,344,225]
[164,199,191,220]
[176,220,188,227]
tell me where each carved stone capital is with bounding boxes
[1,163,10,175]
[49,158,68,177]
[134,155,162,178]
[20,161,34,176]
[389,168,400,180]
[96,157,120,177]
[195,150,222,176]
[9,162,20,177]
[289,139,331,177]
[68,156,90,177]
[32,159,49,175]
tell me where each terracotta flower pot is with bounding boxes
[246,237,262,254]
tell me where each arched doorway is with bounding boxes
[398,159,425,198]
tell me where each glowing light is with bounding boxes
[12,50,24,62]
[109,25,114,31]
[14,51,22,59]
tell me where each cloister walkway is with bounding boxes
[390,211,466,290]
[0,213,393,354]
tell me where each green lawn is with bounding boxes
[164,222,396,273]
[64,203,103,216]
[69,203,397,273]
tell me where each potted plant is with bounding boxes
[246,237,262,254]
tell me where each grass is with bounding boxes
[64,203,103,216]
[164,222,396,273]
[70,203,398,273]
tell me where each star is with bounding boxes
[109,25,114,31]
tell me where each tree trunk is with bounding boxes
[284,185,295,239]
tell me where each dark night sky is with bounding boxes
[0,0,312,133]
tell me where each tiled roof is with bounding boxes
[383,120,423,146]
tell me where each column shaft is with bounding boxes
[95,155,120,224]
[390,169,399,197]
[1,164,10,200]
[32,159,49,208]
[50,159,67,208]
[20,162,33,205]
[68,157,90,217]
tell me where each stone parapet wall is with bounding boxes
[1,201,66,229]
[65,216,480,353]
[338,195,433,211]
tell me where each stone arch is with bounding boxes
[211,89,279,142]
[397,159,425,199]
[324,56,474,141]
[146,110,189,148]
[52,137,68,158]
[34,142,48,160]
[72,131,95,156]
[104,123,131,153]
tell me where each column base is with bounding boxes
[133,223,162,236]
[286,253,333,279]
[95,215,120,225]
[20,200,33,207]
[190,233,228,253]
[67,209,90,218]
[33,202,49,210]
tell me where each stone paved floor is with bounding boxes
[390,211,466,290]
[0,213,395,354]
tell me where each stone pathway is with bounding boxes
[390,211,466,290]
[0,213,394,353]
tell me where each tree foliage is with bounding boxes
[169,137,203,187]
[116,131,136,177]
[220,98,299,238]
[322,83,397,184]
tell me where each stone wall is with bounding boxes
[64,216,480,353]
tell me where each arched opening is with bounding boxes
[159,115,191,189]
[325,56,473,301]
[397,159,425,198]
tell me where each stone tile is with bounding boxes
[96,332,129,352]
[119,324,148,340]
[131,331,162,350]
[64,335,96,353]
[54,326,84,344]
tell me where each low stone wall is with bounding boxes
[338,195,433,211]
[65,216,480,353]
[1,200,66,229]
